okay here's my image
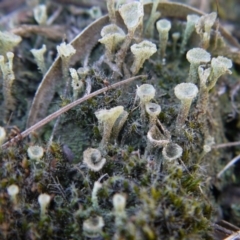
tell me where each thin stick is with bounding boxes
[217,154,240,178]
[210,223,233,236]
[213,141,240,149]
[2,75,146,148]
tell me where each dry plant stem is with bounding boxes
[213,141,240,149]
[47,5,63,25]
[2,75,146,148]
[52,0,106,9]
[217,154,240,178]
[48,115,61,148]
[0,0,24,13]
[210,223,234,236]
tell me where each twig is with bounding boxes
[2,75,146,148]
[213,141,240,149]
[12,25,65,40]
[217,154,240,178]
[210,223,233,236]
[47,5,63,25]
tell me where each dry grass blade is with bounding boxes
[217,154,240,178]
[213,141,240,149]
[1,75,146,148]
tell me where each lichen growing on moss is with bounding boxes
[0,0,239,239]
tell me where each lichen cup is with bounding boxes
[27,1,240,128]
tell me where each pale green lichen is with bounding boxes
[0,1,237,239]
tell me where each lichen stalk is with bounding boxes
[144,0,161,38]
[0,53,16,121]
[116,2,143,70]
[196,66,211,120]
[174,83,199,130]
[172,32,180,57]
[106,0,116,24]
[92,181,102,209]
[180,14,200,55]
[31,44,47,74]
[95,106,124,149]
[156,19,171,62]
[176,99,192,129]
[188,62,198,83]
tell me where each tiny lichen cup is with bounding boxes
[38,193,51,218]
[130,40,157,75]
[162,142,183,162]
[83,215,104,238]
[208,56,232,90]
[33,4,48,25]
[0,30,22,55]
[91,181,102,209]
[31,44,47,74]
[172,32,180,56]
[99,24,125,61]
[113,193,127,227]
[113,193,126,213]
[0,126,6,146]
[162,142,183,173]
[83,148,106,172]
[56,42,76,86]
[156,19,171,62]
[195,12,217,49]
[0,52,15,82]
[27,145,44,161]
[118,2,143,38]
[145,102,161,125]
[116,2,144,69]
[7,184,19,208]
[147,125,170,150]
[180,14,200,55]
[111,110,129,141]
[186,48,211,83]
[199,135,215,161]
[136,84,156,120]
[136,84,156,105]
[174,82,199,130]
[95,106,124,149]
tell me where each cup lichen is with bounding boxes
[0,1,238,239]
